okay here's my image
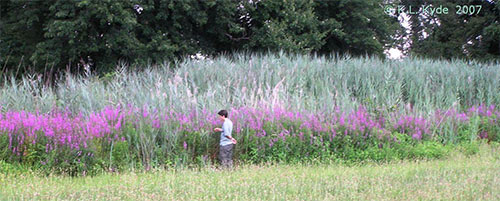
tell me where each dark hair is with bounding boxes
[218,110,228,118]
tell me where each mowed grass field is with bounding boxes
[1,143,498,201]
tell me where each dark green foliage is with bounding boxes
[400,0,500,61]
[133,0,244,63]
[0,0,53,76]
[0,160,31,175]
[241,0,333,53]
[1,0,401,76]
[314,0,400,57]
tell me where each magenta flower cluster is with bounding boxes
[1,104,498,156]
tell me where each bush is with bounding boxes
[0,160,31,175]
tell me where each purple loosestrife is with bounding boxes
[1,103,500,160]
[457,112,469,122]
[142,106,149,118]
[257,130,267,138]
[330,128,337,142]
[394,114,430,140]
[479,131,488,139]
[339,113,345,127]
[278,129,289,142]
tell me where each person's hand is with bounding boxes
[213,128,223,132]
[231,138,237,144]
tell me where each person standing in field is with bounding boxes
[213,110,237,168]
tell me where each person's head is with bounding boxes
[217,110,228,121]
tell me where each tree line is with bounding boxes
[0,0,498,77]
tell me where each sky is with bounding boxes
[386,48,404,59]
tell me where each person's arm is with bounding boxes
[226,135,237,144]
[223,122,237,144]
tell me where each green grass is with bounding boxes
[1,143,498,200]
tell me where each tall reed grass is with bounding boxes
[1,53,499,116]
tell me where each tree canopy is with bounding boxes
[1,0,498,76]
[399,0,500,61]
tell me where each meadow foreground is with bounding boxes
[1,143,498,201]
